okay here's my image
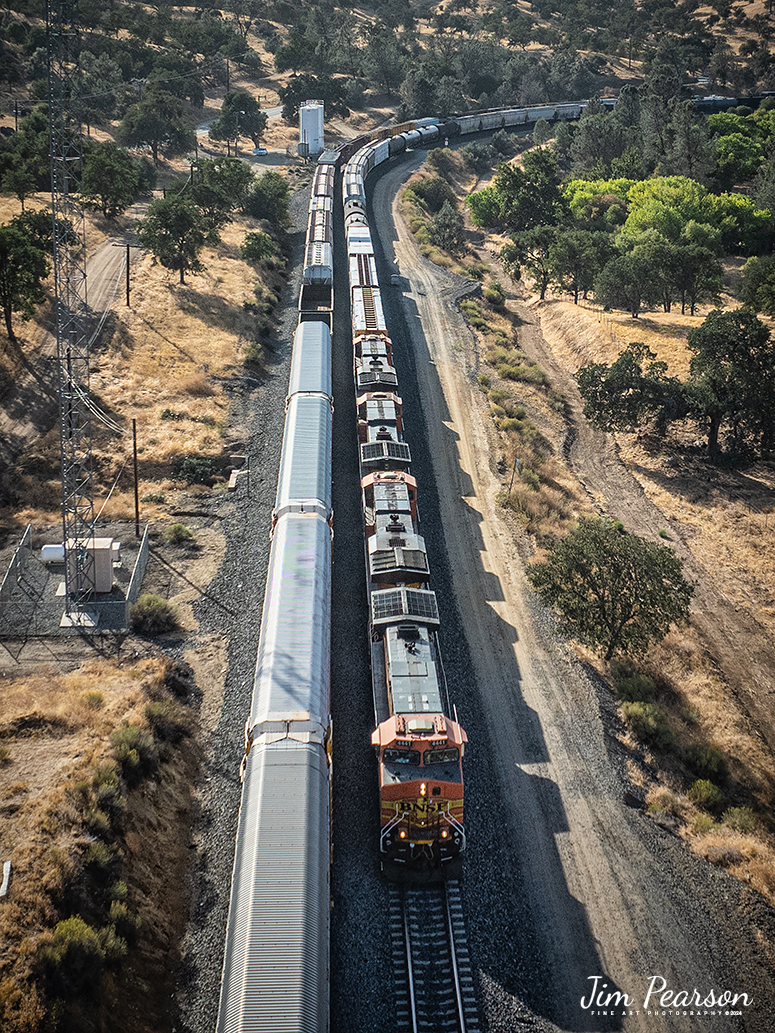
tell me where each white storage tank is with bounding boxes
[299,100,324,158]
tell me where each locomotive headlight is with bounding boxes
[441,830,448,839]
[420,783,427,796]
[399,830,406,839]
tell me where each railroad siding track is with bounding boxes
[389,881,481,1033]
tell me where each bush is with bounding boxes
[647,790,683,817]
[241,230,280,264]
[408,175,457,214]
[484,281,505,307]
[109,900,140,945]
[478,374,491,390]
[692,812,717,835]
[722,806,756,833]
[610,660,657,703]
[170,454,217,484]
[163,522,194,545]
[130,594,179,636]
[110,722,158,786]
[688,779,722,812]
[684,743,729,782]
[622,702,674,749]
[0,744,10,764]
[145,699,193,743]
[141,492,165,504]
[92,762,125,823]
[39,917,105,999]
[83,691,104,710]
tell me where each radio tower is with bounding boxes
[46,0,97,621]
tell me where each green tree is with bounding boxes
[575,342,686,434]
[189,156,255,236]
[686,307,775,453]
[738,254,775,316]
[594,248,658,318]
[137,196,209,284]
[496,148,567,232]
[278,74,349,120]
[501,226,558,300]
[116,87,196,164]
[430,200,466,254]
[526,516,693,660]
[209,91,268,152]
[549,229,611,304]
[242,170,290,230]
[0,223,49,341]
[671,242,723,315]
[0,162,38,211]
[78,52,130,129]
[241,231,281,264]
[83,141,140,218]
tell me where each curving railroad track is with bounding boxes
[389,881,481,1033]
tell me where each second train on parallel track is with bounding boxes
[216,99,597,1033]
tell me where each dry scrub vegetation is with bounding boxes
[0,657,198,1033]
[407,143,775,906]
[404,148,586,540]
[2,200,289,534]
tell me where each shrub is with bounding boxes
[110,722,158,786]
[622,702,674,749]
[610,660,657,703]
[92,763,125,823]
[0,744,10,764]
[484,281,505,307]
[241,230,279,264]
[83,691,104,710]
[180,372,216,397]
[39,917,105,999]
[141,492,165,504]
[108,900,140,945]
[722,806,756,833]
[408,175,457,214]
[688,779,722,812]
[163,522,194,545]
[647,790,683,817]
[130,594,179,636]
[84,806,111,838]
[684,743,729,782]
[170,454,217,484]
[145,699,193,743]
[478,374,491,390]
[692,812,717,835]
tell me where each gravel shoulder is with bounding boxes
[366,152,775,1033]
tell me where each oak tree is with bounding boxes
[526,517,693,660]
[137,195,209,284]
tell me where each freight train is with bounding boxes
[214,91,754,1029]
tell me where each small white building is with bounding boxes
[299,100,324,157]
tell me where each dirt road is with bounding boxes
[0,231,137,479]
[369,154,775,1032]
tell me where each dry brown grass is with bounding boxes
[0,656,197,1033]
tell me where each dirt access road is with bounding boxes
[371,153,775,1032]
[0,230,134,477]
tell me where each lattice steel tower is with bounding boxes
[46,0,97,615]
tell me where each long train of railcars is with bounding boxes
[215,161,335,1033]
[213,91,758,1031]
